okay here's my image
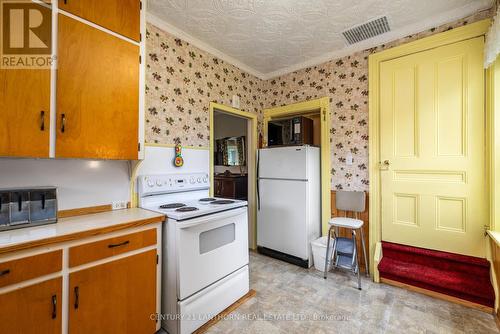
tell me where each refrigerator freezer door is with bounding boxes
[257,178,308,259]
[258,146,308,180]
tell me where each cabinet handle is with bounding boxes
[40,110,45,131]
[60,114,66,133]
[74,286,79,309]
[0,269,10,276]
[108,240,130,248]
[51,295,57,319]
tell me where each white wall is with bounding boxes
[214,112,247,139]
[0,159,130,210]
[136,145,209,176]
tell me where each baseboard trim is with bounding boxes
[193,289,256,334]
[380,278,494,313]
[257,246,309,268]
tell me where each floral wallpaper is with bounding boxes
[145,9,492,191]
[260,9,492,191]
[145,24,263,147]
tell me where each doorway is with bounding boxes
[209,102,258,249]
[262,97,331,234]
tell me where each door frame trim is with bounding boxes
[209,102,258,249]
[262,97,331,236]
[368,19,490,278]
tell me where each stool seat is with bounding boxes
[329,217,364,229]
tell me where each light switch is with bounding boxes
[231,95,240,109]
[346,152,353,165]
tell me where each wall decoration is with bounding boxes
[174,144,184,167]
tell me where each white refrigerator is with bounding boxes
[257,145,321,267]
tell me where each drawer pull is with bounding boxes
[40,110,45,131]
[51,295,57,319]
[108,240,130,248]
[0,269,10,276]
[61,114,66,133]
[74,286,79,309]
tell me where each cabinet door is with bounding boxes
[58,0,140,41]
[0,69,50,157]
[0,277,62,334]
[69,250,157,334]
[221,180,236,199]
[57,14,139,159]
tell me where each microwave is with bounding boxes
[268,116,313,147]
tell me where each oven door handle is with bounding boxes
[177,209,245,229]
[256,150,260,211]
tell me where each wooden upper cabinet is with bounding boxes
[56,14,139,160]
[69,250,157,334]
[0,277,62,334]
[0,69,50,158]
[58,0,141,41]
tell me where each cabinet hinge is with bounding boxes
[139,33,142,42]
[140,1,142,10]
[156,254,159,264]
[139,55,141,64]
[138,142,141,151]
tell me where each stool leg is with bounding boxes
[352,230,361,290]
[360,228,369,277]
[324,226,334,279]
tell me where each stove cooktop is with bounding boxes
[144,197,248,221]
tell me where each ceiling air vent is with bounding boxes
[342,16,390,45]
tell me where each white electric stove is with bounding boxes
[138,173,249,334]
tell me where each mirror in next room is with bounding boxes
[215,136,246,166]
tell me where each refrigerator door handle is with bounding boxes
[256,150,260,211]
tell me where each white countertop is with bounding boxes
[0,208,165,254]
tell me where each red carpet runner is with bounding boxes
[378,241,495,308]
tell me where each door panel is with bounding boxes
[380,37,486,257]
[259,147,307,179]
[58,0,140,41]
[0,69,50,157]
[69,251,156,334]
[257,179,308,259]
[57,14,139,159]
[0,277,62,334]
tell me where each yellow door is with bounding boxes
[380,37,486,257]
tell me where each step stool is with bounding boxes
[323,191,369,290]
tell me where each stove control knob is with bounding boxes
[156,179,162,186]
[147,179,154,187]
[197,177,201,183]
[190,177,195,184]
[202,176,208,183]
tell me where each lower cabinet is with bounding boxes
[0,277,62,334]
[69,250,157,334]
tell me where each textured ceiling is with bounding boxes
[147,0,493,78]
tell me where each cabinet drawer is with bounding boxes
[69,229,156,267]
[0,250,62,288]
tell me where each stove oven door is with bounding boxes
[176,206,248,300]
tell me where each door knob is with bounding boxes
[379,160,390,170]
